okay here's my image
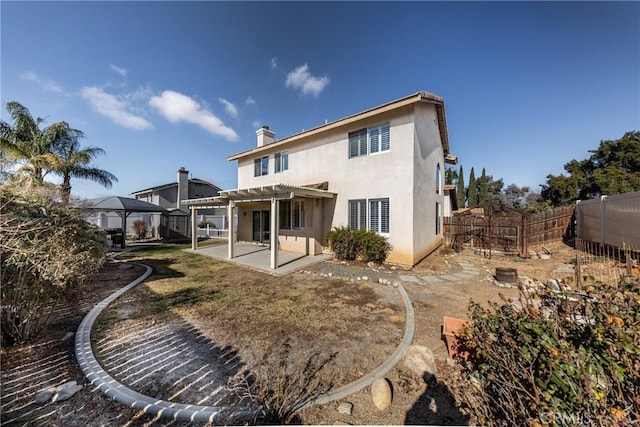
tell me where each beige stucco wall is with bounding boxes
[235,102,445,265]
[410,103,445,264]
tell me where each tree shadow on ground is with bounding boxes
[404,373,469,425]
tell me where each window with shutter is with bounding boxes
[349,129,367,158]
[275,151,288,173]
[349,124,390,158]
[254,156,269,176]
[369,198,389,234]
[348,199,366,230]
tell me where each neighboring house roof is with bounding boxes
[131,178,221,196]
[228,91,453,162]
[83,196,169,213]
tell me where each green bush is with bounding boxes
[360,230,392,263]
[460,277,640,426]
[326,227,391,263]
[1,186,108,346]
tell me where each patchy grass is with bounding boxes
[108,244,403,379]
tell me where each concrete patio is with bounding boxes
[186,242,331,275]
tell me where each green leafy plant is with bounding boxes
[1,186,107,346]
[458,277,640,426]
[326,227,391,263]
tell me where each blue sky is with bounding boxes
[2,1,639,199]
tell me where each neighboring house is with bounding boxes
[184,91,457,267]
[131,167,224,237]
[443,184,458,216]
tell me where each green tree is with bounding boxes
[445,167,458,185]
[478,168,489,209]
[51,127,118,205]
[467,167,478,208]
[0,102,66,187]
[1,102,117,203]
[456,165,465,208]
[541,131,640,206]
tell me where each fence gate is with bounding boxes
[444,204,575,257]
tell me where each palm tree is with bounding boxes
[0,101,64,186]
[1,101,118,203]
[52,131,118,204]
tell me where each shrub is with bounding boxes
[132,219,148,239]
[458,277,640,426]
[326,227,391,263]
[198,220,216,228]
[360,230,392,263]
[228,340,336,424]
[1,186,107,346]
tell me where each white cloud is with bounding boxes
[245,96,256,106]
[251,120,262,129]
[218,97,239,119]
[285,64,329,97]
[149,91,239,141]
[19,71,65,94]
[81,86,153,130]
[271,57,278,69]
[109,64,128,77]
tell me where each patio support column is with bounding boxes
[228,201,235,259]
[191,207,198,250]
[270,197,278,269]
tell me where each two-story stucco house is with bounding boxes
[184,91,457,268]
[132,167,223,237]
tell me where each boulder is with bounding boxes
[337,401,353,415]
[52,381,83,402]
[35,387,57,403]
[371,377,392,410]
[402,345,437,379]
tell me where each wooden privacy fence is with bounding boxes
[444,205,575,256]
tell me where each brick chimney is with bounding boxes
[256,126,275,147]
[177,167,189,209]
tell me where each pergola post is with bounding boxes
[228,201,235,259]
[270,197,278,269]
[191,207,198,250]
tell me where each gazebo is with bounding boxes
[82,196,169,248]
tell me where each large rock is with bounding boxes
[402,345,437,379]
[52,381,83,402]
[371,377,392,410]
[35,387,57,403]
[337,401,353,415]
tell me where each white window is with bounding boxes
[369,124,390,154]
[275,151,288,173]
[369,198,390,234]
[348,123,390,158]
[348,198,389,235]
[254,156,269,176]
[279,199,305,230]
[348,199,367,230]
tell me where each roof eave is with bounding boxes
[227,91,446,161]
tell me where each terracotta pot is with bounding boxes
[443,316,475,361]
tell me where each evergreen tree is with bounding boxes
[445,167,457,185]
[467,167,478,208]
[478,167,489,209]
[456,165,465,208]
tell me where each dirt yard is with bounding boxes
[1,241,579,426]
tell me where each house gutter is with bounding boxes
[228,91,454,161]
